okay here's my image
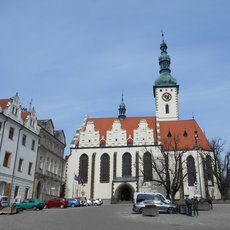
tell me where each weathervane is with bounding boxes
[161,29,164,42]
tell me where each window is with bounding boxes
[28,162,33,175]
[206,156,214,185]
[187,155,196,186]
[143,152,153,181]
[46,157,50,171]
[18,158,23,172]
[22,134,27,146]
[39,156,43,170]
[100,153,110,183]
[12,106,18,116]
[79,154,88,184]
[3,152,11,168]
[183,131,188,137]
[122,152,132,177]
[8,127,14,140]
[31,139,35,151]
[24,187,29,200]
[14,186,19,198]
[165,104,169,114]
[167,131,172,138]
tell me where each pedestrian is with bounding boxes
[207,196,213,209]
[192,197,199,217]
[185,196,192,216]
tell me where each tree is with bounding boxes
[139,134,188,201]
[207,138,230,199]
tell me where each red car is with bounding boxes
[45,198,68,208]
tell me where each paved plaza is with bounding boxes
[0,203,229,230]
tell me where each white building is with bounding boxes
[65,38,221,202]
[0,93,39,202]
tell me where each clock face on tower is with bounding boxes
[162,92,172,102]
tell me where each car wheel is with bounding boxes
[60,204,64,208]
[139,208,143,214]
[167,207,175,214]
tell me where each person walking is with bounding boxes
[192,197,199,217]
[185,197,192,216]
[207,196,213,209]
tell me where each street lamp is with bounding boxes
[194,131,203,198]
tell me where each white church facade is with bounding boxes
[65,38,221,202]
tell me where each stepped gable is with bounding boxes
[159,119,211,151]
[86,116,157,142]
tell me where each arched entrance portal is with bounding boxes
[114,183,135,202]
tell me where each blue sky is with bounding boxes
[0,0,230,153]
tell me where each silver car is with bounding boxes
[133,199,178,214]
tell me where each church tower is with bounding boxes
[153,34,179,121]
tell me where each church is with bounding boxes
[65,37,221,202]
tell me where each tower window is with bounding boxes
[165,104,169,114]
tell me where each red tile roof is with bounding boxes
[86,117,157,142]
[85,117,211,150]
[0,99,10,109]
[159,119,211,151]
[21,111,30,122]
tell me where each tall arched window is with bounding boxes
[206,155,213,184]
[100,153,110,183]
[187,155,196,186]
[143,152,153,181]
[122,152,132,177]
[79,154,88,184]
[165,104,169,114]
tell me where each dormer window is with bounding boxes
[167,131,172,138]
[183,131,188,137]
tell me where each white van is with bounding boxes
[133,192,171,205]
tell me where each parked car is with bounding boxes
[0,196,9,208]
[92,198,103,206]
[45,198,68,208]
[133,192,171,204]
[76,197,87,206]
[132,192,177,214]
[67,198,81,207]
[14,198,45,210]
[133,199,178,214]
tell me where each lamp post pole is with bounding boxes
[195,132,203,198]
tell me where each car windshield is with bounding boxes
[1,197,8,201]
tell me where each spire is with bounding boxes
[118,91,126,121]
[154,32,177,86]
[159,31,171,74]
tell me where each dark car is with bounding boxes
[67,198,81,207]
[15,198,45,210]
[45,198,68,208]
